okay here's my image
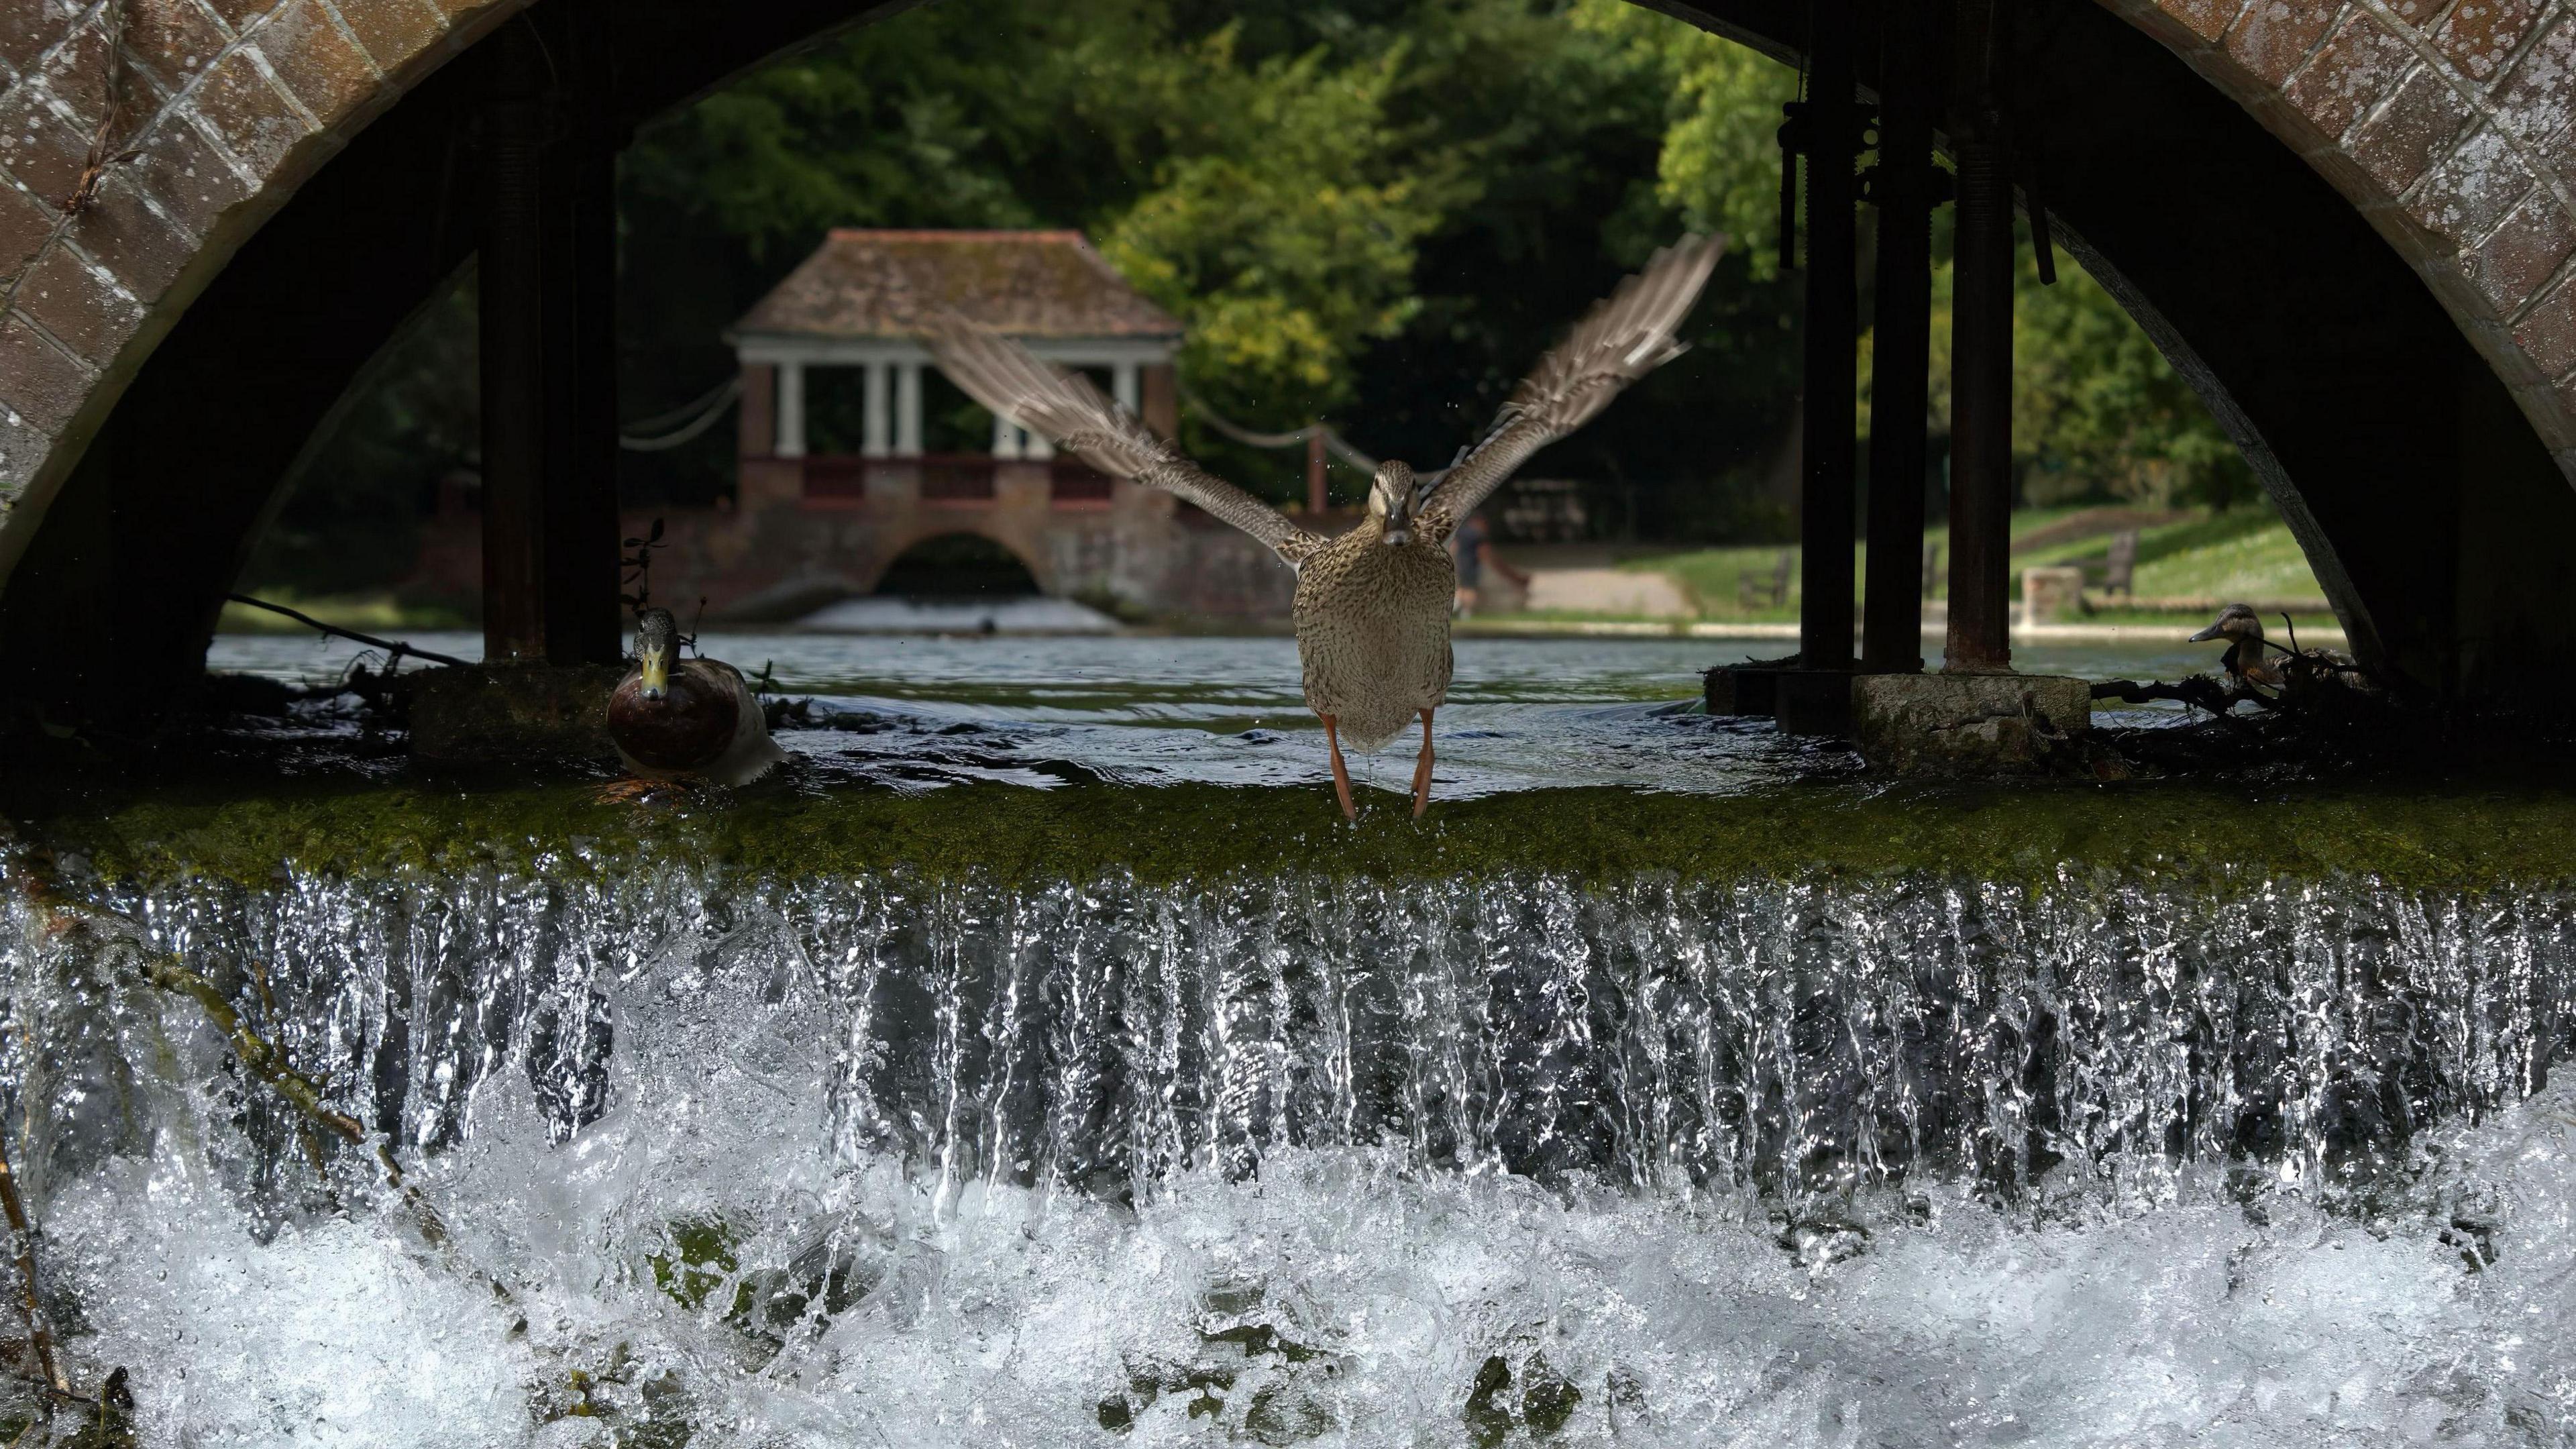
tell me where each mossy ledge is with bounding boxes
[13,774,2576,893]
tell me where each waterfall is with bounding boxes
[2,861,2571,1445]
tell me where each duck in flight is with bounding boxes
[928,235,1724,819]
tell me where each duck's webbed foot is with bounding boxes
[1320,714,1357,821]
[1410,709,1435,818]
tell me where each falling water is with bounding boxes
[3,861,2573,1445]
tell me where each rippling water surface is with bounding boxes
[211,630,2212,796]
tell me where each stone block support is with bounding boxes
[1851,672,2092,773]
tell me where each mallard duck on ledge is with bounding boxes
[604,607,784,791]
[928,235,1724,820]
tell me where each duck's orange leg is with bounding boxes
[1410,709,1436,818]
[1320,713,1357,821]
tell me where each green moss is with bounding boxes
[15,770,2576,894]
[649,1216,743,1316]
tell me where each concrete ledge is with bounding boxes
[407,663,623,764]
[1851,673,2092,775]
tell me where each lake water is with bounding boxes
[209,629,2215,796]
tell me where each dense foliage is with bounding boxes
[245,0,2253,594]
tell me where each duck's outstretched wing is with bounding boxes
[926,321,1325,568]
[1416,235,1725,543]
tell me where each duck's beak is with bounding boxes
[639,647,669,700]
[2187,621,2226,643]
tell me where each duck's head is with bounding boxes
[2188,603,2263,648]
[632,607,678,700]
[1368,460,1420,546]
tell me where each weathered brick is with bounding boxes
[32,12,119,133]
[2349,64,2475,194]
[2406,125,2534,244]
[13,242,140,366]
[2383,0,2450,25]
[2226,0,2340,87]
[0,85,98,209]
[2489,11,2576,144]
[0,309,95,431]
[427,0,517,24]
[254,1,380,130]
[2464,192,2576,311]
[2512,272,2576,376]
[123,0,237,99]
[129,113,249,235]
[64,176,192,301]
[0,0,81,83]
[2434,0,2548,79]
[201,0,286,33]
[331,0,448,79]
[2164,0,2256,43]
[0,180,54,282]
[186,44,314,178]
[0,402,47,498]
[2286,11,2416,140]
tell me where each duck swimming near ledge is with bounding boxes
[928,235,1724,820]
[604,607,784,790]
[2188,603,2286,691]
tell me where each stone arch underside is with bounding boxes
[3,0,2575,708]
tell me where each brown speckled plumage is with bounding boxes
[1295,515,1458,750]
[924,235,1723,812]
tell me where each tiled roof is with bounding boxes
[735,230,1183,340]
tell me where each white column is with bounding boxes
[862,361,891,458]
[895,362,923,455]
[1022,425,1053,460]
[991,409,1021,460]
[1112,360,1139,415]
[775,360,806,459]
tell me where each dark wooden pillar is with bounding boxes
[543,121,622,664]
[478,23,547,664]
[1945,0,2015,673]
[1797,0,1862,672]
[478,13,623,667]
[1861,0,1941,674]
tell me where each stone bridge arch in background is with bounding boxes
[3,0,2575,710]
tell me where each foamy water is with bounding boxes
[7,862,2573,1445]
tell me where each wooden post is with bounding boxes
[1945,0,2015,673]
[479,13,621,667]
[477,23,546,664]
[1797,0,1861,672]
[1862,0,1940,673]
[542,114,621,666]
[1307,427,1328,514]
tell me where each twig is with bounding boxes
[57,0,140,219]
[224,594,470,670]
[2,835,457,1249]
[0,1122,65,1407]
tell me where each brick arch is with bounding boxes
[0,0,526,568]
[2108,0,2576,476]
[3,0,2575,706]
[861,525,1051,596]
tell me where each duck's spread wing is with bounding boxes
[926,320,1324,568]
[1418,235,1724,543]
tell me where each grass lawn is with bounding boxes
[217,591,471,635]
[1615,505,2325,623]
